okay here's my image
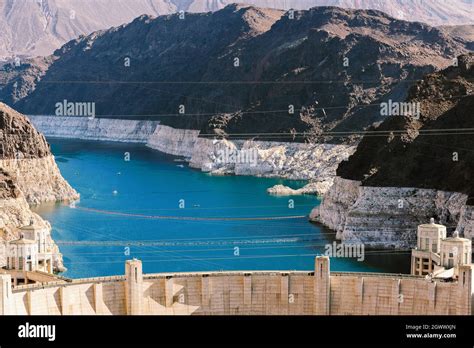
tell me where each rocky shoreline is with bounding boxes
[267,182,332,196]
[27,116,159,143]
[0,157,79,205]
[311,177,474,248]
[28,116,356,196]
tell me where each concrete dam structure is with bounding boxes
[1,257,472,315]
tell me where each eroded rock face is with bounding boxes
[146,124,355,181]
[0,157,79,205]
[267,181,332,196]
[457,205,474,241]
[148,126,201,158]
[313,177,472,248]
[0,169,20,200]
[28,115,159,143]
[192,139,356,181]
[0,169,53,239]
[0,102,50,159]
[310,177,361,233]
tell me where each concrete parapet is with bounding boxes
[2,258,472,316]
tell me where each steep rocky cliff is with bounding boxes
[314,54,474,247]
[312,177,469,248]
[0,103,79,204]
[1,5,470,143]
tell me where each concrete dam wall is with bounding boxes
[1,257,472,315]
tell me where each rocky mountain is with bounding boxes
[0,168,19,200]
[0,101,51,158]
[0,0,175,59]
[337,54,474,203]
[194,0,474,26]
[0,5,471,142]
[313,53,474,248]
[0,0,472,59]
[0,102,78,204]
[440,25,474,50]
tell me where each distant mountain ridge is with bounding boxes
[0,0,472,59]
[0,5,471,142]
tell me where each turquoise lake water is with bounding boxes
[33,139,410,278]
